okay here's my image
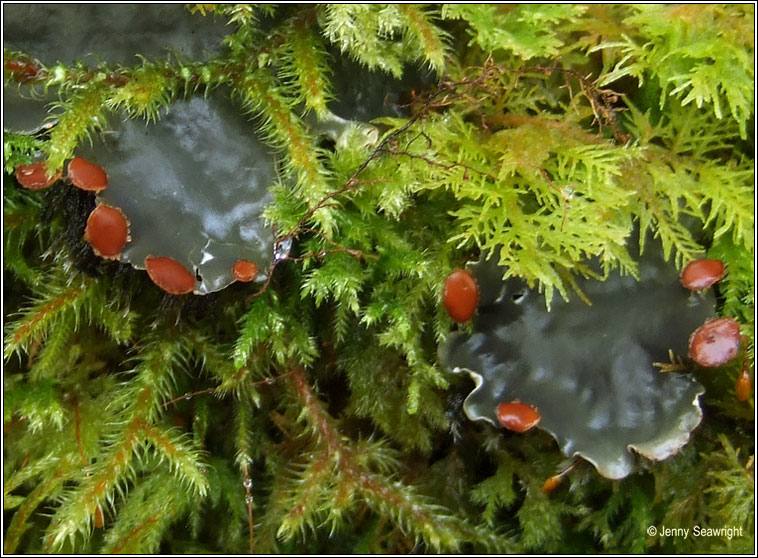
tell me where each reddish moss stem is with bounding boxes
[12,287,83,345]
[110,516,158,554]
[288,367,434,525]
[73,396,88,469]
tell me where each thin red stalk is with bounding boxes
[162,371,296,409]
[288,368,434,524]
[73,396,88,469]
[110,516,158,554]
[12,288,83,345]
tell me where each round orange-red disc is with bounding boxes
[15,162,61,190]
[680,259,726,291]
[67,157,109,191]
[496,401,541,433]
[144,256,196,295]
[84,204,129,258]
[443,269,479,323]
[232,259,259,282]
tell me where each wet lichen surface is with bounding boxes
[5,4,279,294]
[440,246,716,479]
[77,92,277,293]
[3,3,394,295]
[3,3,228,133]
[3,4,753,554]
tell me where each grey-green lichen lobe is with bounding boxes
[79,91,277,294]
[3,4,228,67]
[3,3,228,134]
[2,86,54,134]
[440,249,714,479]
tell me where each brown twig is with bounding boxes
[284,62,496,241]
[161,387,219,409]
[162,370,298,409]
[516,65,631,143]
[253,59,598,301]
[286,226,379,263]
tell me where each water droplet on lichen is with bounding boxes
[274,237,293,262]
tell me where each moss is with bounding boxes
[3,4,753,554]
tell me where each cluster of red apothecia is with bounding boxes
[15,158,260,294]
[441,257,751,492]
[678,259,750,402]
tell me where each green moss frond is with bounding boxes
[4,379,67,432]
[4,268,135,371]
[470,450,519,525]
[197,457,249,551]
[580,478,655,552]
[29,323,75,381]
[339,338,442,452]
[4,452,66,500]
[44,83,109,173]
[142,424,209,496]
[703,435,755,534]
[45,416,208,551]
[105,60,175,122]
[233,394,256,468]
[442,4,587,60]
[301,251,364,314]
[320,4,449,77]
[596,4,754,138]
[277,368,507,552]
[3,131,45,174]
[405,85,640,305]
[3,457,79,554]
[239,68,333,224]
[623,96,744,159]
[396,5,450,74]
[215,3,276,27]
[708,235,755,351]
[626,159,706,267]
[111,334,194,424]
[44,426,141,551]
[517,484,588,551]
[101,470,194,553]
[233,289,318,374]
[320,5,406,78]
[279,18,334,118]
[5,276,87,361]
[620,119,753,265]
[3,187,44,286]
